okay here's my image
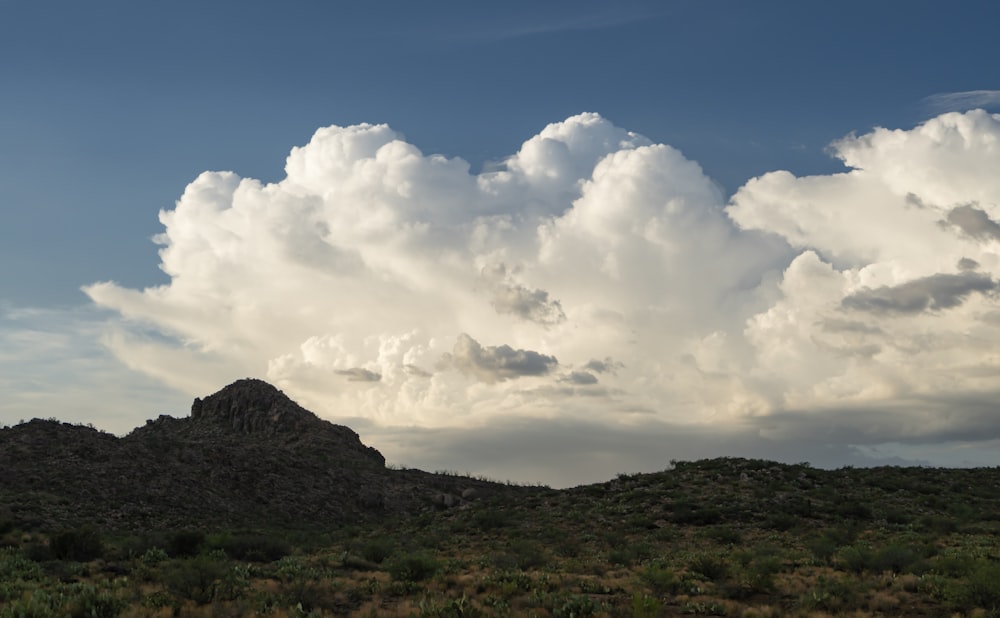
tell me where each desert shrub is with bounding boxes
[736,559,780,597]
[763,512,798,532]
[799,574,860,613]
[554,536,582,558]
[958,561,1000,612]
[884,507,912,525]
[0,548,43,582]
[836,502,873,521]
[65,583,126,618]
[607,542,653,567]
[1,588,61,618]
[386,552,440,582]
[50,524,104,562]
[933,553,976,577]
[472,509,511,531]
[167,529,205,557]
[670,504,722,525]
[704,525,743,545]
[215,533,289,562]
[640,562,682,595]
[163,554,227,604]
[359,538,396,564]
[838,543,874,574]
[688,553,730,582]
[919,515,958,534]
[551,593,600,617]
[413,594,488,618]
[871,543,921,574]
[632,593,664,618]
[140,547,169,566]
[508,539,547,570]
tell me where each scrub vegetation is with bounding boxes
[3,457,1000,617]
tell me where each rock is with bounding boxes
[0,378,541,531]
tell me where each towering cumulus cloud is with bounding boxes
[87,110,1000,474]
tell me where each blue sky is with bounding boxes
[4,1,1000,486]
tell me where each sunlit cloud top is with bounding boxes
[85,110,1000,471]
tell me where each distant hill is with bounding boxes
[0,379,534,531]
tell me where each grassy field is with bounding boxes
[2,458,999,617]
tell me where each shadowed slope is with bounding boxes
[0,379,528,531]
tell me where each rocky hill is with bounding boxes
[0,379,534,532]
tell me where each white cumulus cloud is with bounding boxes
[81,110,1000,485]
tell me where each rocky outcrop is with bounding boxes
[0,379,533,532]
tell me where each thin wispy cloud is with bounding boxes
[922,90,1000,114]
[457,8,663,43]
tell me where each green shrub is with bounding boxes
[359,538,396,564]
[764,513,798,532]
[50,524,103,562]
[552,593,600,617]
[509,539,547,570]
[167,529,205,557]
[837,543,874,574]
[688,553,730,581]
[704,525,743,545]
[884,508,912,525]
[836,502,873,521]
[871,543,921,574]
[65,583,126,618]
[472,509,511,531]
[163,555,227,604]
[387,552,440,582]
[960,562,1000,612]
[632,593,663,618]
[670,504,722,525]
[640,563,682,595]
[607,542,652,567]
[216,534,290,562]
[0,548,43,581]
[919,515,958,534]
[933,553,976,577]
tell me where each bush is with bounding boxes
[641,563,682,595]
[806,534,839,565]
[215,534,289,562]
[508,539,548,570]
[670,504,722,526]
[764,513,798,532]
[871,543,921,574]
[50,524,103,562]
[0,548,43,581]
[554,595,600,617]
[704,526,743,545]
[607,542,652,567]
[836,502,873,521]
[163,555,227,605]
[838,543,874,574]
[359,538,396,564]
[167,530,205,558]
[65,583,126,618]
[386,552,440,582]
[472,509,511,531]
[960,562,1000,612]
[632,593,664,618]
[689,553,730,581]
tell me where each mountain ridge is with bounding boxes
[0,378,535,532]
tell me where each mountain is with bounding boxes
[0,379,534,532]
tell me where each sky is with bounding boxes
[4,0,1000,487]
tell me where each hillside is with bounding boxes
[0,379,534,532]
[2,380,1000,616]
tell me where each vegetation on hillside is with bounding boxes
[2,457,999,617]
